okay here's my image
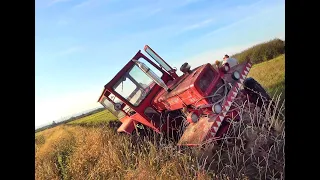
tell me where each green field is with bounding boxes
[248,54,285,98]
[67,110,117,126]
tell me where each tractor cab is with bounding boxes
[98,46,177,134]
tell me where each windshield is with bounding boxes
[113,64,157,106]
[113,57,163,106]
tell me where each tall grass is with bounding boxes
[198,94,285,179]
[35,94,284,180]
[35,126,76,180]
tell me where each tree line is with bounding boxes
[231,38,285,64]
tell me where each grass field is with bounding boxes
[35,55,285,180]
[35,125,204,180]
[67,110,117,126]
[248,54,285,98]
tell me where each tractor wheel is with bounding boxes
[107,121,122,132]
[243,77,271,108]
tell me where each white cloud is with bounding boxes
[47,0,72,6]
[204,16,255,37]
[72,0,92,9]
[236,0,265,10]
[180,0,205,7]
[57,46,84,56]
[183,18,214,31]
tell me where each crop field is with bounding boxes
[248,54,285,99]
[67,109,117,126]
[35,54,285,180]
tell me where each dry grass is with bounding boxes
[35,124,202,179]
[202,97,285,179]
[35,95,285,180]
[35,126,76,180]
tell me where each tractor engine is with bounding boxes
[152,62,241,120]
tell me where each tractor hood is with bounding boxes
[152,63,211,111]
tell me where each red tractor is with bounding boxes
[97,45,271,146]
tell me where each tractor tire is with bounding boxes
[107,121,122,131]
[243,77,271,108]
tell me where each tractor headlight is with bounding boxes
[187,112,199,123]
[212,103,222,114]
[191,113,199,123]
[232,71,240,80]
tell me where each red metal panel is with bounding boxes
[117,118,136,134]
[177,61,252,146]
[129,113,161,133]
[165,96,184,110]
[152,63,224,111]
[153,64,210,111]
[177,88,201,105]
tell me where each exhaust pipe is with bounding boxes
[132,59,171,92]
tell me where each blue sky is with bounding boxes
[35,0,285,127]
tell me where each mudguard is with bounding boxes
[117,118,136,134]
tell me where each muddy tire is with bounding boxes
[107,121,122,131]
[243,77,271,108]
